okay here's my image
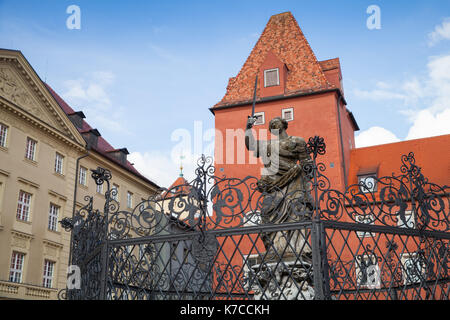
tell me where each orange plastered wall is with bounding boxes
[349,134,450,187]
[213,91,350,192]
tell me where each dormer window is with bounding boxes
[357,166,379,194]
[358,174,377,193]
[264,68,279,87]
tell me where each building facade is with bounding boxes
[0,49,159,300]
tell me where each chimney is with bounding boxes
[81,129,101,150]
[106,148,129,165]
[67,111,86,129]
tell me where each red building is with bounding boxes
[207,12,449,300]
[211,12,358,193]
[210,11,449,199]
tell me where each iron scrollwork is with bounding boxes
[60,136,449,300]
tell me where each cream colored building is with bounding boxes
[0,49,159,300]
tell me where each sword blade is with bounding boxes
[251,75,258,117]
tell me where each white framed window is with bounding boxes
[354,214,375,238]
[358,174,377,193]
[96,183,103,194]
[244,211,261,227]
[127,191,133,208]
[282,108,294,122]
[355,254,380,289]
[264,68,279,87]
[397,210,415,229]
[54,152,64,175]
[17,190,32,221]
[25,137,37,161]
[401,253,426,285]
[9,252,25,283]
[253,112,265,126]
[0,122,8,148]
[112,184,119,201]
[79,166,87,186]
[43,260,55,288]
[48,203,60,231]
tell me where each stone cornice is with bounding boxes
[48,189,68,201]
[11,229,34,240]
[43,239,63,249]
[17,176,40,189]
[0,168,10,177]
[0,51,86,149]
[0,98,85,153]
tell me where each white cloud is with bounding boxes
[428,18,450,46]
[354,52,450,147]
[63,75,112,109]
[353,88,407,101]
[62,71,130,134]
[355,126,401,148]
[405,108,450,140]
[128,151,199,188]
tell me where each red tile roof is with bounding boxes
[45,84,159,189]
[319,58,341,71]
[163,175,191,198]
[212,12,336,109]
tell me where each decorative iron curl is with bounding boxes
[318,152,449,232]
[306,136,326,160]
[91,167,112,186]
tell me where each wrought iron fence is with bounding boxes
[59,137,449,300]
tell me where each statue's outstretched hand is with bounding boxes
[246,116,257,129]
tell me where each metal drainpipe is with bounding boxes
[67,151,89,269]
[336,93,348,188]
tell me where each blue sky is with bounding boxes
[1,0,449,186]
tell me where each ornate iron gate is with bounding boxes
[59,138,449,300]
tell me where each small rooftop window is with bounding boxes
[264,68,279,87]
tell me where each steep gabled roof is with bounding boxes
[213,12,335,109]
[167,176,191,195]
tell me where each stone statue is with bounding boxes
[245,116,315,298]
[245,116,314,226]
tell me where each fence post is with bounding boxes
[311,219,324,299]
[99,241,109,300]
[320,222,331,300]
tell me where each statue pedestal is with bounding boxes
[245,255,315,300]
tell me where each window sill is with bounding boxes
[23,158,38,167]
[78,183,88,190]
[47,229,61,235]
[53,172,66,180]
[15,219,32,225]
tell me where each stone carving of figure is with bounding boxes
[245,116,314,262]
